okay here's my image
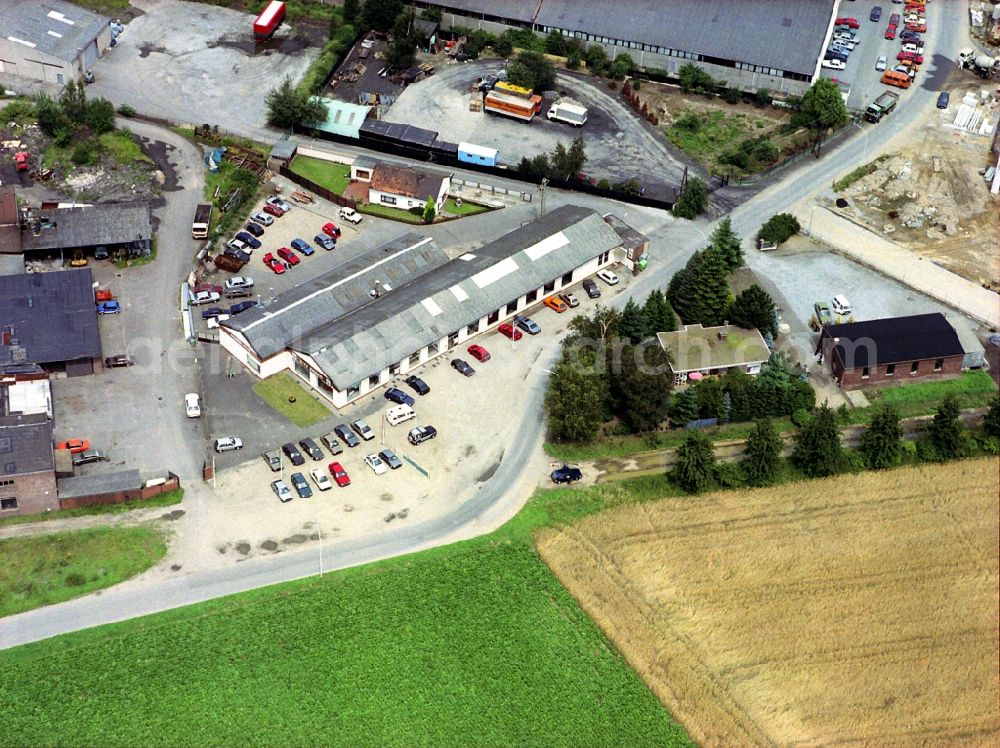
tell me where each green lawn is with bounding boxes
[865,370,997,414]
[664,108,778,173]
[289,156,352,195]
[0,479,694,748]
[442,197,491,216]
[357,202,426,223]
[253,372,332,427]
[0,489,183,530]
[0,527,166,618]
[99,130,153,166]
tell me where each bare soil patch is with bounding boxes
[537,459,1000,747]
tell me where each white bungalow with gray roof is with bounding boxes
[221,205,631,408]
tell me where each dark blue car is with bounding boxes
[550,464,583,484]
[290,238,315,256]
[201,306,225,320]
[229,300,257,315]
[384,387,415,406]
[97,300,121,314]
[235,231,261,249]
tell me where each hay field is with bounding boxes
[537,458,1000,747]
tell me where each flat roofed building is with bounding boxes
[221,205,631,407]
[657,324,771,383]
[0,413,58,516]
[0,0,112,86]
[20,201,152,259]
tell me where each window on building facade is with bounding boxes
[389,363,400,376]
[487,309,500,324]
[347,385,360,397]
[466,321,480,335]
[934,358,943,371]
[0,479,12,488]
[246,357,260,374]
[543,280,555,293]
[380,195,397,205]
[526,289,538,304]
[886,364,895,377]
[294,358,310,380]
[318,378,334,394]
[447,331,459,348]
[505,300,518,315]
[409,351,421,366]
[0,497,16,511]
[861,367,870,379]
[368,373,380,387]
[910,361,919,375]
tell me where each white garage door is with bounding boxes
[83,39,98,69]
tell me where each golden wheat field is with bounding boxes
[537,458,1000,747]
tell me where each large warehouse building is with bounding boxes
[221,205,631,408]
[0,0,111,87]
[412,0,837,94]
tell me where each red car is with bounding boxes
[329,461,350,487]
[884,23,897,39]
[905,21,926,32]
[263,203,286,218]
[56,438,90,454]
[897,50,924,64]
[194,283,222,295]
[835,16,859,28]
[263,252,286,274]
[276,247,300,266]
[321,222,342,238]
[467,344,491,362]
[497,322,523,341]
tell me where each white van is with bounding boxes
[386,404,415,426]
[831,295,852,316]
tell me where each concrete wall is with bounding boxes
[0,470,59,516]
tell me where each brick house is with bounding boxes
[366,163,451,211]
[819,313,965,389]
[0,413,58,516]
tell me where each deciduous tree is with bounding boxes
[361,0,403,33]
[793,77,849,132]
[266,77,327,130]
[506,51,556,92]
[545,349,607,442]
[984,396,1000,438]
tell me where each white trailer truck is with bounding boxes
[546,101,588,127]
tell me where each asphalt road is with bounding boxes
[0,4,970,650]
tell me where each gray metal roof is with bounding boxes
[0,268,102,366]
[0,413,53,476]
[269,138,297,161]
[225,234,450,360]
[603,213,647,252]
[0,0,108,64]
[58,469,142,499]
[307,205,623,389]
[21,202,152,252]
[434,0,537,23]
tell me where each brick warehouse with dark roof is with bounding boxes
[818,313,965,389]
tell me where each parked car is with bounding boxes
[814,301,833,327]
[56,438,90,453]
[262,450,281,472]
[404,375,430,395]
[551,464,583,484]
[321,432,344,455]
[543,296,568,313]
[266,196,291,212]
[282,442,305,466]
[194,283,222,295]
[184,393,201,418]
[322,222,342,238]
[104,354,134,368]
[407,425,437,445]
[899,29,921,42]
[905,21,926,33]
[314,234,336,251]
[208,314,230,328]
[290,238,315,256]
[329,461,351,487]
[262,203,285,218]
[263,253,286,274]
[214,437,243,453]
[290,472,313,498]
[235,231,261,250]
[310,468,333,491]
[229,300,257,315]
[379,449,402,470]
[582,278,601,298]
[870,5,882,21]
[900,42,924,54]
[225,276,254,291]
[201,306,225,320]
[364,453,388,475]
[340,207,362,224]
[191,290,220,306]
[559,291,580,308]
[97,301,121,314]
[822,58,846,70]
[72,449,108,466]
[936,91,950,109]
[831,294,853,316]
[897,50,924,64]
[334,423,360,447]
[298,437,324,461]
[451,358,475,376]
[271,479,293,503]
[351,418,375,441]
[876,55,888,71]
[596,268,620,286]
[835,16,859,28]
[276,247,300,266]
[251,211,274,226]
[467,344,491,362]
[226,237,251,254]
[889,12,901,25]
[385,387,416,406]
[223,247,251,264]
[497,322,523,341]
[243,221,264,237]
[884,23,897,39]
[514,315,541,335]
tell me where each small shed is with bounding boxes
[268,137,297,171]
[351,155,378,182]
[946,315,986,370]
[458,142,498,167]
[57,469,143,510]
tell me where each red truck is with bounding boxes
[254,1,286,40]
[14,152,29,172]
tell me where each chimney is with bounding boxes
[718,320,729,339]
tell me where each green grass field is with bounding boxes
[0,482,693,747]
[0,527,166,618]
[865,370,997,414]
[357,202,426,223]
[442,197,491,216]
[289,156,352,195]
[253,372,332,427]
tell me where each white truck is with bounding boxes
[546,101,588,127]
[958,48,999,79]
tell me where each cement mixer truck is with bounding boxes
[958,48,998,79]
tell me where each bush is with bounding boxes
[672,176,708,219]
[721,88,741,104]
[678,63,716,93]
[1,98,37,124]
[71,141,97,165]
[791,408,811,427]
[754,88,771,107]
[117,104,136,117]
[758,213,800,245]
[713,461,745,488]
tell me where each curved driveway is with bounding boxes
[0,3,968,650]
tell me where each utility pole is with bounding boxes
[539,177,549,217]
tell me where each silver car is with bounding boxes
[251,212,273,227]
[271,480,293,502]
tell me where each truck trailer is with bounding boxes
[192,203,212,239]
[254,0,286,41]
[546,101,588,127]
[483,90,542,122]
[863,90,899,123]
